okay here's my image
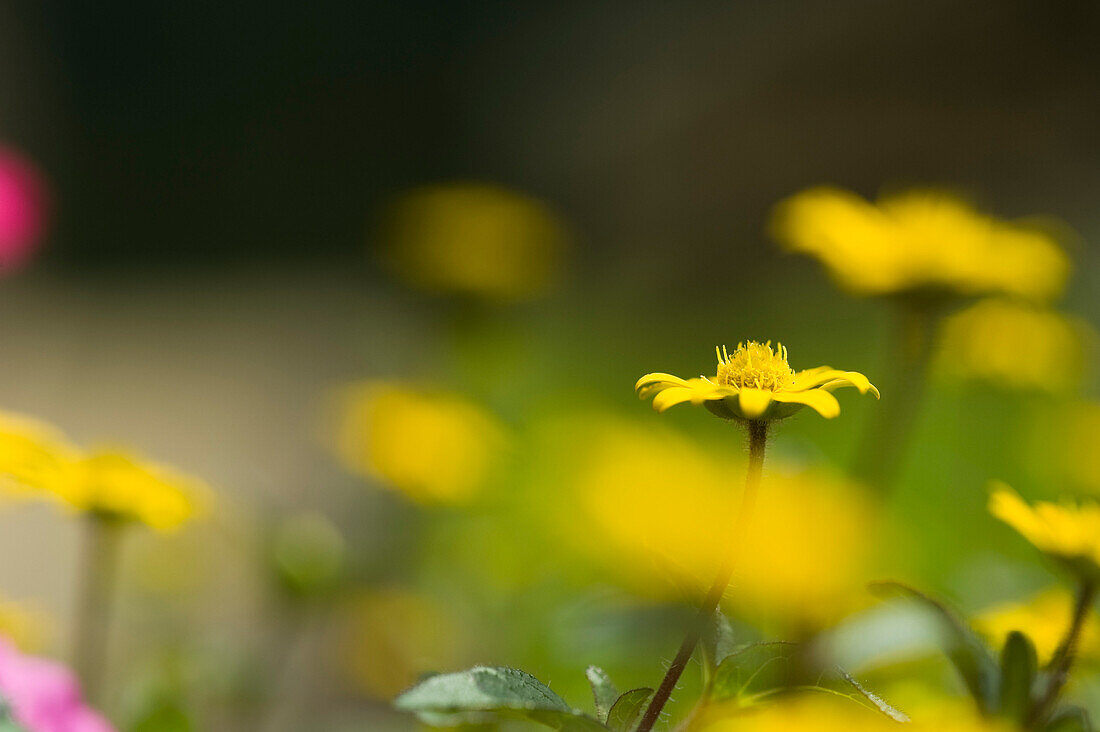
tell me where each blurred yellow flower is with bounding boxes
[936,299,1089,395]
[698,694,1007,732]
[771,187,1069,302]
[990,483,1100,577]
[975,587,1100,665]
[333,381,505,505]
[566,418,876,627]
[636,341,878,421]
[0,598,49,651]
[379,182,568,300]
[341,588,465,700]
[0,411,206,531]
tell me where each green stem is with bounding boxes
[636,419,768,732]
[73,514,124,705]
[851,302,938,491]
[1028,579,1097,729]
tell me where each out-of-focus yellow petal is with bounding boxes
[736,388,773,419]
[772,389,840,419]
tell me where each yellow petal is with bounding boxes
[736,388,773,419]
[792,368,878,396]
[652,387,698,412]
[773,389,841,418]
[635,372,690,397]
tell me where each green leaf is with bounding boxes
[701,612,738,672]
[605,688,653,732]
[710,641,798,702]
[394,666,607,731]
[837,668,910,722]
[585,666,618,723]
[1045,706,1093,732]
[870,581,999,713]
[999,630,1037,723]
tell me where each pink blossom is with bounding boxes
[0,639,114,732]
[0,146,48,272]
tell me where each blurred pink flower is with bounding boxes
[0,146,48,272]
[0,638,114,732]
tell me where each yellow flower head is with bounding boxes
[937,298,1090,395]
[0,411,206,531]
[333,381,506,505]
[771,187,1069,302]
[636,341,878,421]
[379,182,568,301]
[989,483,1100,577]
[975,587,1100,666]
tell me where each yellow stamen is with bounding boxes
[715,340,795,391]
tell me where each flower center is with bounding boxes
[715,341,795,391]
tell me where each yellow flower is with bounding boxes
[989,483,1100,577]
[936,298,1090,395]
[636,341,878,421]
[0,411,206,531]
[333,381,505,505]
[771,187,1069,302]
[379,182,568,301]
[698,694,1008,732]
[975,587,1100,665]
[561,417,876,627]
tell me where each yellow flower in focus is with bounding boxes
[568,419,876,627]
[0,411,206,531]
[989,483,1100,577]
[637,341,878,421]
[975,587,1100,665]
[771,187,1069,302]
[342,588,465,700]
[937,299,1089,395]
[380,182,568,300]
[334,381,505,505]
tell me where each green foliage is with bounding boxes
[585,666,618,723]
[837,669,910,722]
[709,641,798,702]
[604,688,653,732]
[1045,706,1094,732]
[998,630,1037,724]
[0,695,26,732]
[870,581,999,713]
[394,666,607,731]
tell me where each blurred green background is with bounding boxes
[2,1,1100,730]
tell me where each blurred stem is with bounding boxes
[1029,578,1097,729]
[851,302,938,491]
[73,514,124,704]
[636,420,768,732]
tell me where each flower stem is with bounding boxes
[635,419,768,732]
[851,302,937,491]
[1028,578,1097,728]
[73,514,124,704]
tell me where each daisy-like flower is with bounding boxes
[770,187,1069,303]
[989,483,1100,578]
[636,341,879,421]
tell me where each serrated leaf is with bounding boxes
[395,666,607,731]
[838,668,910,722]
[1045,706,1093,732]
[605,688,653,732]
[999,630,1037,723]
[710,641,798,702]
[585,666,618,723]
[870,581,999,713]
